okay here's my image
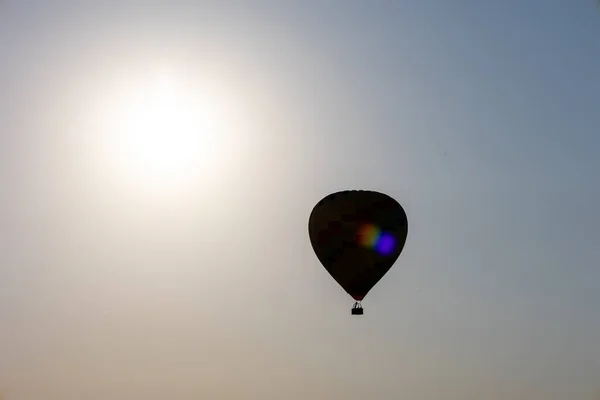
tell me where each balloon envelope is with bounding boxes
[308,190,408,301]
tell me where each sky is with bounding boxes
[1,1,600,399]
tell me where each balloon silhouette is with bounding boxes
[308,190,408,315]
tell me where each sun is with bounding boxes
[114,73,216,186]
[95,69,230,199]
[81,62,251,212]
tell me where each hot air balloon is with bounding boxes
[308,190,408,315]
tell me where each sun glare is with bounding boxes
[93,68,235,201]
[115,74,215,185]
[116,77,204,181]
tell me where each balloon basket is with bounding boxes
[351,302,363,315]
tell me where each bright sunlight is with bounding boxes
[110,71,221,190]
[86,65,247,207]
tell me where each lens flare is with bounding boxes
[357,223,397,255]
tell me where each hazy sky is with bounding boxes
[1,1,600,399]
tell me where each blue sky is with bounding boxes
[1,1,599,399]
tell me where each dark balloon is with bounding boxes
[308,190,408,314]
